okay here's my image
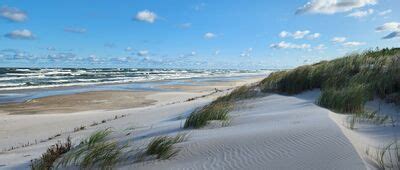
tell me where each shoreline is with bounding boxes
[0,91,157,115]
[0,76,263,153]
[0,74,267,105]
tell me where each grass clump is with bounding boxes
[259,48,400,113]
[184,85,258,129]
[346,111,390,129]
[184,101,232,129]
[317,84,370,113]
[30,137,72,170]
[216,85,259,102]
[58,129,125,169]
[144,134,187,160]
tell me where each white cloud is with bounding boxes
[204,32,216,39]
[315,44,327,50]
[376,22,400,39]
[347,9,374,18]
[376,22,400,32]
[64,27,87,33]
[0,6,27,22]
[240,48,253,57]
[194,3,206,11]
[293,30,310,39]
[4,29,35,40]
[331,37,347,43]
[279,31,290,38]
[214,50,220,55]
[135,10,157,23]
[296,0,377,15]
[137,50,149,56]
[125,47,133,52]
[279,30,319,39]
[343,41,365,47]
[308,33,321,39]
[270,41,311,49]
[378,9,392,16]
[88,54,101,63]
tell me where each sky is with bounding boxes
[0,0,399,69]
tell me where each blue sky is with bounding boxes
[0,0,399,69]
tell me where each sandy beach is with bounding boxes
[0,75,264,168]
[0,75,371,169]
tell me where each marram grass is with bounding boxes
[144,134,187,159]
[58,129,125,169]
[184,85,258,129]
[259,48,400,113]
[184,101,232,129]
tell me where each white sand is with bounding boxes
[0,87,368,169]
[329,98,400,169]
[124,90,365,170]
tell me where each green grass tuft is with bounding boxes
[184,85,258,129]
[58,129,125,169]
[184,101,232,129]
[145,134,187,160]
[317,84,370,113]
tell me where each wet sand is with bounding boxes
[0,76,264,115]
[0,91,156,115]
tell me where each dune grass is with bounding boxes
[30,137,72,170]
[317,84,370,113]
[184,85,258,129]
[259,48,400,113]
[345,110,390,129]
[58,129,125,169]
[366,140,400,169]
[144,134,187,160]
[184,101,232,129]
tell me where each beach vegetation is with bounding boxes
[143,134,187,160]
[366,140,400,169]
[259,48,400,114]
[58,129,125,169]
[184,85,259,129]
[30,137,72,170]
[184,101,232,128]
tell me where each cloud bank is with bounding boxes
[0,6,27,22]
[296,0,377,15]
[4,29,35,40]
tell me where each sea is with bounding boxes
[0,68,270,104]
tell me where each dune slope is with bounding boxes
[127,91,366,170]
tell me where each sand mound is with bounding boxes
[127,91,366,169]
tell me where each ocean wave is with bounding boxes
[0,68,269,91]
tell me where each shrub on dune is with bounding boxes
[30,137,72,170]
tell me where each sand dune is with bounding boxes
[126,91,366,169]
[0,87,368,169]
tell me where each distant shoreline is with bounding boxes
[0,74,268,105]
